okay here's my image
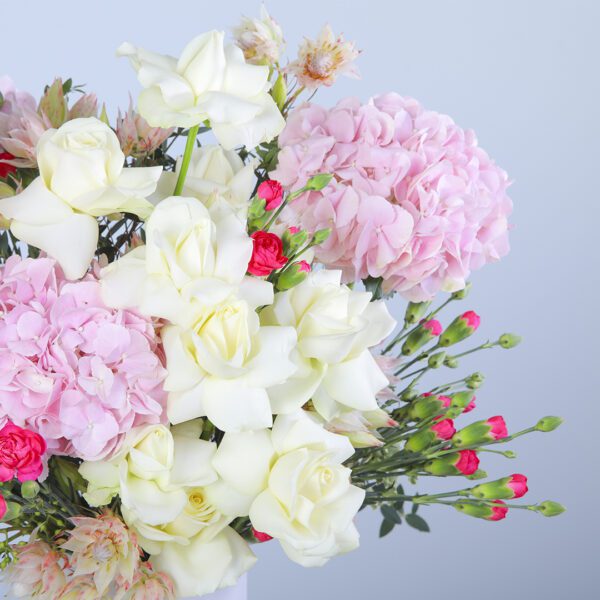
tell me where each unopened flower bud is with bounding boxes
[405,419,456,453]
[465,371,485,389]
[444,356,459,368]
[21,480,40,499]
[428,351,446,369]
[38,78,68,128]
[276,261,311,291]
[499,333,522,349]
[424,449,479,476]
[452,416,508,447]
[282,226,309,253]
[312,227,332,245]
[401,319,442,356]
[536,501,566,517]
[451,282,472,300]
[364,408,398,429]
[404,301,432,325]
[445,391,475,418]
[471,474,528,500]
[271,72,287,111]
[535,416,563,432]
[1,501,22,521]
[305,173,333,191]
[455,499,508,521]
[439,310,481,347]
[403,393,451,421]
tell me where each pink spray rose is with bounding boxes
[430,418,456,441]
[0,256,167,461]
[507,474,528,499]
[486,416,508,440]
[455,450,480,476]
[0,421,46,482]
[272,94,512,300]
[248,231,288,276]
[257,179,284,211]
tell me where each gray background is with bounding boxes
[1,0,598,598]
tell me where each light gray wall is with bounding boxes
[1,1,598,598]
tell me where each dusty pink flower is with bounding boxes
[287,25,360,88]
[5,539,69,599]
[62,513,140,595]
[114,564,176,600]
[0,256,167,461]
[116,99,173,158]
[0,76,48,168]
[273,94,512,300]
[56,576,101,599]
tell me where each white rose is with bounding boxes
[0,118,162,279]
[153,145,256,220]
[163,299,297,431]
[80,425,218,526]
[206,411,365,565]
[100,195,272,326]
[118,31,285,149]
[151,526,256,598]
[260,270,396,420]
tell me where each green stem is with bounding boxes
[173,124,200,196]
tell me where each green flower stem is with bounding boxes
[382,324,407,354]
[395,344,441,376]
[173,124,200,196]
[264,186,311,232]
[449,341,497,360]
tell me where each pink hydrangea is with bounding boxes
[272,93,512,300]
[0,256,167,461]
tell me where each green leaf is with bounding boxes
[379,518,396,538]
[411,502,419,514]
[406,513,430,532]
[363,276,384,301]
[381,505,402,524]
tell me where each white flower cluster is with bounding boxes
[0,23,394,600]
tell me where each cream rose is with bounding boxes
[80,424,218,526]
[0,118,162,279]
[100,195,272,326]
[151,526,256,598]
[260,270,396,420]
[162,299,297,431]
[153,145,256,220]
[206,410,365,566]
[118,31,285,149]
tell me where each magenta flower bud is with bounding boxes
[487,415,508,440]
[401,319,442,356]
[471,473,528,500]
[463,396,477,413]
[0,493,6,521]
[298,260,311,273]
[508,474,528,498]
[440,310,481,347]
[430,418,456,441]
[424,449,479,476]
[452,415,508,447]
[487,500,509,521]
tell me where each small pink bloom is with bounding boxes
[0,421,46,482]
[431,418,456,441]
[252,528,273,543]
[463,396,477,413]
[257,179,284,211]
[288,226,301,234]
[248,231,288,276]
[507,474,528,499]
[298,260,311,273]
[487,416,508,440]
[461,310,481,330]
[0,493,6,520]
[455,450,479,475]
[422,319,442,336]
[487,500,508,521]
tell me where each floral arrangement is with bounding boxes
[0,6,563,599]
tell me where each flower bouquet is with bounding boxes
[0,6,564,599]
